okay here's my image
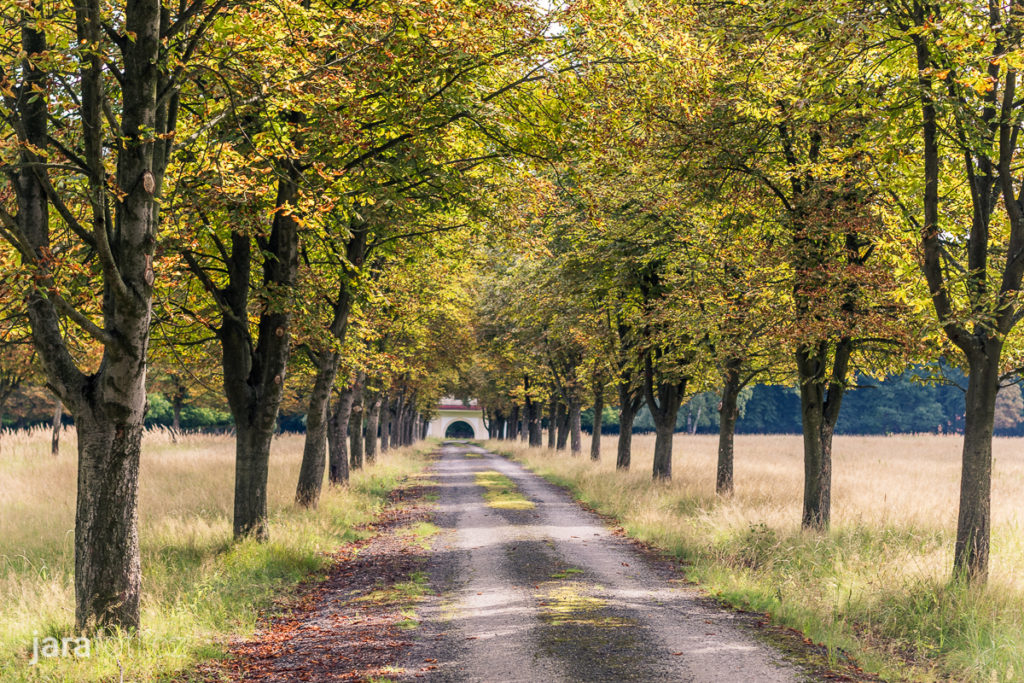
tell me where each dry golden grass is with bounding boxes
[0,426,429,682]
[490,433,1024,682]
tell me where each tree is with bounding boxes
[0,0,225,630]
[873,0,1024,581]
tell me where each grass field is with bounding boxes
[489,433,1024,682]
[0,426,429,682]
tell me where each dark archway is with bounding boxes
[445,420,475,439]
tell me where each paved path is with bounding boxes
[400,443,807,682]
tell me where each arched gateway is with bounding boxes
[426,397,486,440]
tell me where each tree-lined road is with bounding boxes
[400,443,803,682]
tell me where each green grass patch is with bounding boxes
[355,570,429,633]
[475,470,535,510]
[550,567,584,579]
[355,570,429,608]
[398,521,441,550]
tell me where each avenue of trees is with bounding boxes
[2,0,1024,632]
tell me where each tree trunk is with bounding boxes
[327,394,351,486]
[380,398,392,452]
[329,387,356,485]
[716,360,742,496]
[510,404,520,440]
[796,341,850,530]
[394,404,406,447]
[170,390,183,442]
[590,387,603,461]
[71,408,144,630]
[219,165,301,540]
[616,406,635,470]
[527,396,542,446]
[233,416,276,539]
[954,346,1001,580]
[403,408,413,445]
[652,420,675,481]
[491,413,500,439]
[349,380,365,470]
[616,380,641,471]
[51,398,62,456]
[392,394,406,447]
[295,352,339,507]
[569,399,582,455]
[688,405,702,435]
[547,398,557,448]
[555,402,569,450]
[365,392,381,464]
[644,357,686,481]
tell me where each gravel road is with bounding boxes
[399,442,809,682]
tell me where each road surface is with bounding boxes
[399,442,807,682]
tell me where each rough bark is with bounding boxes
[72,409,143,631]
[555,402,569,450]
[716,359,742,496]
[509,404,520,440]
[51,399,62,456]
[394,403,406,447]
[349,377,365,470]
[380,397,392,452]
[327,390,352,486]
[407,403,418,444]
[795,341,850,530]
[527,395,542,446]
[644,355,686,481]
[403,404,412,446]
[568,399,582,455]
[295,352,339,507]
[547,397,557,448]
[590,387,603,461]
[232,417,275,540]
[616,379,642,471]
[954,346,1001,580]
[651,420,675,481]
[365,392,381,463]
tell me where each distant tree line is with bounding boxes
[580,367,1024,437]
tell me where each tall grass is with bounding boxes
[0,427,428,682]
[491,434,1024,682]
